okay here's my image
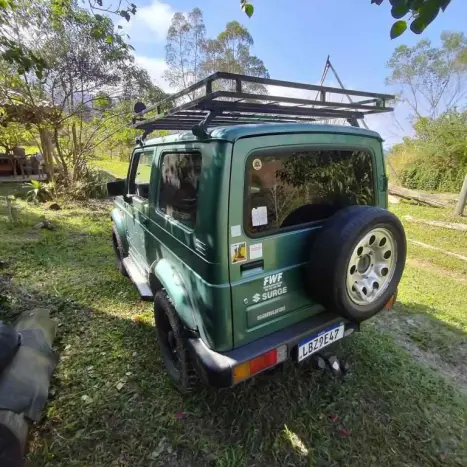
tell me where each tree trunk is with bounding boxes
[71,122,78,167]
[454,172,467,216]
[53,126,69,183]
[38,128,54,183]
[388,184,450,208]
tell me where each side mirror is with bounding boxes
[134,101,147,114]
[107,179,126,197]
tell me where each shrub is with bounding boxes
[26,180,52,203]
[65,167,109,200]
[388,110,467,193]
[400,158,466,192]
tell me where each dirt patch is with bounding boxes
[407,258,467,284]
[408,239,467,262]
[374,311,467,394]
[403,215,467,231]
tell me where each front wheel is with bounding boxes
[111,226,128,277]
[154,290,195,393]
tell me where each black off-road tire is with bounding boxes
[154,290,196,394]
[307,205,406,323]
[111,226,128,277]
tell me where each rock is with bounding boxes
[48,203,61,211]
[34,221,55,231]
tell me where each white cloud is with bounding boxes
[133,55,172,92]
[121,0,176,43]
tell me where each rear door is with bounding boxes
[228,132,379,347]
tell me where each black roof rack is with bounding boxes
[133,72,395,140]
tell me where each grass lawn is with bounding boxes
[0,197,466,466]
[90,159,130,179]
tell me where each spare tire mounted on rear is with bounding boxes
[307,205,406,323]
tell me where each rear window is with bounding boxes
[245,149,375,235]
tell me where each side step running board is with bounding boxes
[122,257,154,301]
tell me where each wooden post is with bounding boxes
[454,172,467,216]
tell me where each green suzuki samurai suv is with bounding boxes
[107,72,406,392]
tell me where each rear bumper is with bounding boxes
[187,312,359,388]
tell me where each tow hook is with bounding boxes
[312,353,349,379]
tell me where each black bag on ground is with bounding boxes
[0,323,20,375]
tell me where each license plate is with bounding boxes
[297,324,345,362]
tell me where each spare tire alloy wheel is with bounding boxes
[307,206,406,323]
[346,227,396,306]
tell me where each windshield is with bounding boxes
[245,148,375,235]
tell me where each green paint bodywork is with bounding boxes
[113,123,387,352]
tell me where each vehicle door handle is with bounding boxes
[240,260,264,276]
[141,217,149,226]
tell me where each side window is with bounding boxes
[245,149,375,236]
[159,152,202,227]
[128,151,153,199]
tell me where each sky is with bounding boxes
[119,0,467,147]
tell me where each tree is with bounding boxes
[386,32,467,119]
[0,0,164,186]
[164,8,206,96]
[201,21,269,92]
[0,0,137,77]
[239,0,453,39]
[0,122,32,154]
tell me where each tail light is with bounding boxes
[233,345,287,384]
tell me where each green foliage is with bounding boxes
[0,123,35,153]
[0,0,164,200]
[400,157,465,192]
[63,167,109,200]
[26,180,51,203]
[377,0,453,38]
[389,110,467,192]
[0,0,137,76]
[278,150,374,206]
[202,21,269,92]
[390,20,408,39]
[164,8,206,93]
[164,10,269,95]
[240,0,254,18]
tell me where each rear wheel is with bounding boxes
[154,290,195,393]
[111,226,128,277]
